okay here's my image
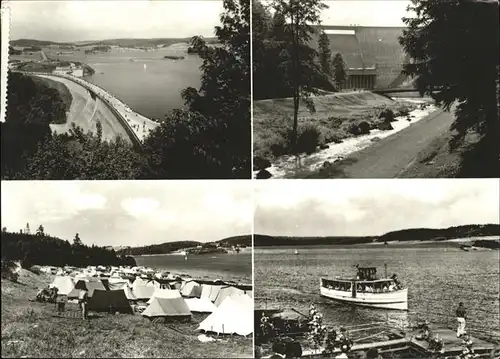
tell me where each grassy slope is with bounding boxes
[253,91,415,160]
[31,76,73,115]
[1,270,252,358]
[396,128,482,178]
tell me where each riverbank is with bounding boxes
[1,269,253,358]
[253,91,436,179]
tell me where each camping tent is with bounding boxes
[185,298,217,313]
[180,281,202,298]
[213,286,245,307]
[197,294,253,336]
[49,276,75,296]
[146,289,181,304]
[142,297,191,319]
[132,277,156,300]
[200,284,224,302]
[68,278,106,298]
[87,289,133,314]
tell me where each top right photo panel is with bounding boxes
[252,0,499,179]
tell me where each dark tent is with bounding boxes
[87,289,133,314]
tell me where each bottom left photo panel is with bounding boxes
[1,180,254,358]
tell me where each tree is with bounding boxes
[318,31,332,76]
[73,233,82,246]
[270,0,328,155]
[188,36,206,54]
[147,0,250,178]
[332,53,347,90]
[36,225,44,237]
[399,0,499,177]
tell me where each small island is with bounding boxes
[164,55,185,60]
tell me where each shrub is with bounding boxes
[379,108,396,122]
[296,125,321,154]
[29,265,42,275]
[358,121,371,135]
[1,260,19,282]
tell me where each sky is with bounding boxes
[254,179,500,237]
[320,1,412,27]
[9,1,224,42]
[1,181,252,247]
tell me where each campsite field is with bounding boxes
[1,270,253,358]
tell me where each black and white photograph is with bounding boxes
[1,0,250,179]
[1,180,253,358]
[253,179,500,358]
[252,0,499,179]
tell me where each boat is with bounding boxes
[294,249,299,255]
[460,245,471,251]
[320,265,408,311]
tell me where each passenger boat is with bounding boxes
[320,266,408,311]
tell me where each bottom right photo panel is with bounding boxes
[253,179,500,359]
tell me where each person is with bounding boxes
[78,288,89,320]
[56,294,67,315]
[456,302,467,338]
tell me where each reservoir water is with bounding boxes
[255,244,500,342]
[44,46,202,119]
[134,252,252,284]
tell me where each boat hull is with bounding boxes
[320,286,408,311]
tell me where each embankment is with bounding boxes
[253,91,417,160]
[35,74,140,148]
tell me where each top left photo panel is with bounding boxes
[0,0,250,180]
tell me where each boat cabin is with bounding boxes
[356,267,377,281]
[321,277,400,294]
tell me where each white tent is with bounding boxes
[185,298,217,313]
[146,289,182,304]
[200,284,223,302]
[197,293,253,336]
[49,276,75,296]
[213,286,245,307]
[180,280,202,298]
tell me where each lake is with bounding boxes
[254,245,500,342]
[42,46,202,119]
[134,252,252,284]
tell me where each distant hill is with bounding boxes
[10,39,66,47]
[11,37,219,48]
[116,235,252,256]
[216,235,252,247]
[255,224,500,246]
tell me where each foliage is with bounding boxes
[1,259,19,282]
[1,72,67,179]
[318,30,332,76]
[187,36,206,54]
[15,123,145,180]
[296,124,321,154]
[1,230,134,268]
[9,46,22,55]
[332,53,347,89]
[267,0,328,154]
[143,0,250,178]
[399,0,499,177]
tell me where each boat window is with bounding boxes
[322,279,351,291]
[355,280,402,293]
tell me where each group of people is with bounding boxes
[36,286,89,320]
[308,304,353,358]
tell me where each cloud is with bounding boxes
[1,181,252,247]
[255,179,499,237]
[10,1,224,42]
[121,197,161,218]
